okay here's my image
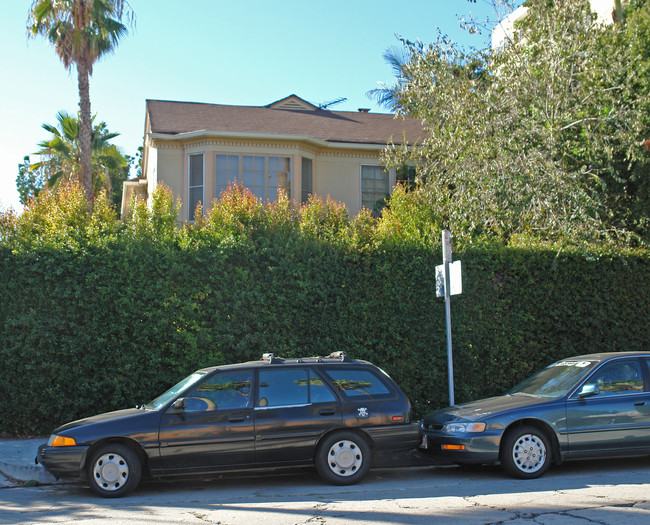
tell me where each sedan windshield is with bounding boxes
[508,360,598,398]
[144,372,205,410]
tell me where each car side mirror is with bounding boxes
[172,398,187,410]
[578,384,600,399]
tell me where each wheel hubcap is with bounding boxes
[93,453,129,491]
[327,440,363,477]
[512,434,546,473]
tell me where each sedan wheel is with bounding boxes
[501,426,551,479]
[315,432,371,485]
[87,444,142,497]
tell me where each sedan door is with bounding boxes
[254,368,341,464]
[158,370,255,474]
[565,358,650,456]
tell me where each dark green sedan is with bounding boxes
[420,352,650,478]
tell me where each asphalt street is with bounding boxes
[2,456,650,525]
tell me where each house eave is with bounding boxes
[147,130,390,151]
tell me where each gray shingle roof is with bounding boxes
[146,98,423,146]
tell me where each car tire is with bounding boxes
[315,431,371,485]
[86,443,142,497]
[501,425,551,479]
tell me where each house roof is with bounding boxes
[145,97,424,147]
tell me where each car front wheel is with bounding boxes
[501,425,551,479]
[86,444,142,497]
[315,431,371,485]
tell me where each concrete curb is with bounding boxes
[0,460,59,485]
[0,439,62,486]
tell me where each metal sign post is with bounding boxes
[442,230,455,406]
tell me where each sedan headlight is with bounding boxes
[47,434,77,447]
[442,422,486,433]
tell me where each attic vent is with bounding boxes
[267,95,318,111]
[276,100,311,111]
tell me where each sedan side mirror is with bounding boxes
[578,384,600,399]
[172,398,187,410]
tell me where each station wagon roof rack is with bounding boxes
[326,351,351,362]
[262,352,352,364]
[261,353,285,364]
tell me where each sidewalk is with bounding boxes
[0,439,59,487]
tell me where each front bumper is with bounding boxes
[37,443,89,480]
[420,430,502,464]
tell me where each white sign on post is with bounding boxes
[435,260,462,298]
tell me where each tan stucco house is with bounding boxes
[122,95,424,221]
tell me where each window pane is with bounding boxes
[184,371,252,412]
[258,369,308,407]
[268,156,291,201]
[216,154,240,198]
[310,372,336,403]
[189,154,203,187]
[324,369,391,399]
[361,165,389,210]
[587,360,643,395]
[301,158,313,204]
[189,187,202,220]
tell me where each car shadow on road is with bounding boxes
[3,456,650,525]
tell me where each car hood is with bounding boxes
[54,408,148,434]
[423,394,551,425]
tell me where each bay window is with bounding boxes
[216,154,291,201]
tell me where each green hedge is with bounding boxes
[1,184,648,435]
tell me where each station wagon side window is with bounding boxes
[258,369,309,407]
[183,371,252,412]
[586,360,644,396]
[309,370,337,403]
[323,368,392,400]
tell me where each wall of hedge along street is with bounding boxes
[1,183,649,436]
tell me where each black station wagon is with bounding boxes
[38,352,419,497]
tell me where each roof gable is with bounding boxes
[266,95,318,111]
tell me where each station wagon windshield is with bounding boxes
[508,360,597,398]
[145,372,205,410]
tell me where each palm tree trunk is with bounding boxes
[77,59,93,203]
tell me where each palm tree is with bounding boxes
[31,111,128,198]
[367,46,411,111]
[27,0,132,202]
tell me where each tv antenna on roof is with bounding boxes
[317,97,347,109]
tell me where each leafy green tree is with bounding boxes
[27,0,133,202]
[26,111,129,205]
[16,156,49,205]
[383,0,649,245]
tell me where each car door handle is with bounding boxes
[319,408,335,416]
[228,415,247,422]
[634,402,646,406]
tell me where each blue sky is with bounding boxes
[0,0,502,212]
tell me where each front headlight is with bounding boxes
[442,422,486,433]
[47,434,77,447]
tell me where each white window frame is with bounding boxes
[188,153,204,222]
[215,154,291,202]
[360,164,390,212]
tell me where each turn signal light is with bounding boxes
[392,416,404,422]
[441,444,466,451]
[51,436,76,447]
